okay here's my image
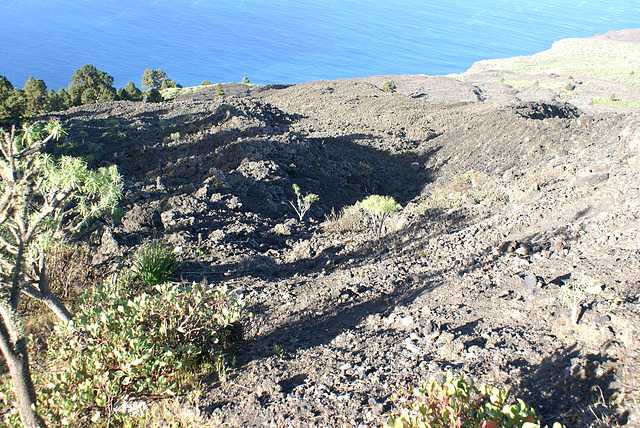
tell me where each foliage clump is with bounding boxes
[131,240,179,287]
[382,80,397,93]
[360,194,401,239]
[34,280,248,427]
[142,69,177,90]
[0,121,122,427]
[1,65,174,121]
[387,372,565,428]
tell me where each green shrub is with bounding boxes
[381,80,397,93]
[145,88,163,103]
[201,80,212,86]
[36,280,248,426]
[132,241,179,287]
[564,82,574,91]
[241,76,251,85]
[360,194,401,239]
[387,372,565,428]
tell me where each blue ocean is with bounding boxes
[1,0,638,90]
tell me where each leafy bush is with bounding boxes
[387,372,565,428]
[36,280,248,427]
[360,194,401,239]
[0,120,122,427]
[132,241,179,287]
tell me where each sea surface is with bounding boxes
[1,0,638,90]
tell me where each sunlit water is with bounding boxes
[1,0,638,90]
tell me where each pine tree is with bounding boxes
[67,64,115,106]
[23,76,48,116]
[142,68,168,90]
[215,83,225,98]
[0,76,25,122]
[123,81,143,101]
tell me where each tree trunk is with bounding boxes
[0,327,47,428]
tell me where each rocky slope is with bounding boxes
[42,34,640,427]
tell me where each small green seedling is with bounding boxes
[559,274,599,325]
[360,194,401,239]
[289,184,319,221]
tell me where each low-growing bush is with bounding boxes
[387,372,565,428]
[32,280,248,427]
[382,81,397,93]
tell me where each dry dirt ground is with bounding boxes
[43,63,640,427]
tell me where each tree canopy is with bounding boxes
[22,76,48,116]
[67,64,115,106]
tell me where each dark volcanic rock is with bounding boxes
[44,71,640,428]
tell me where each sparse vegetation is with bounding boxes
[323,203,367,234]
[387,372,565,428]
[289,184,319,221]
[559,274,599,325]
[470,37,640,88]
[593,96,640,109]
[419,171,497,210]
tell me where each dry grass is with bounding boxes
[470,38,640,88]
[323,203,367,234]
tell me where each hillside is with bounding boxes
[16,30,639,426]
[463,29,640,112]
